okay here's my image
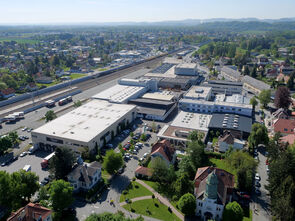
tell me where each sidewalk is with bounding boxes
[136,179,184,221]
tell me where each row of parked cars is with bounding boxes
[1,156,18,167]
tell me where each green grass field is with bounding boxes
[70,73,86,80]
[0,37,38,44]
[120,181,153,202]
[123,198,181,221]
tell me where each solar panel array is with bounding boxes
[150,63,174,74]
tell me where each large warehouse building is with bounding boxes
[31,100,136,152]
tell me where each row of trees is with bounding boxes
[266,135,295,220]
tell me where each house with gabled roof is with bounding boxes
[7,203,52,221]
[150,140,176,165]
[67,161,101,192]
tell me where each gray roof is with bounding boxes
[68,161,101,185]
[208,113,252,133]
[207,80,243,87]
[242,75,271,91]
[220,66,241,79]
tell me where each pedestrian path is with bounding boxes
[119,195,152,206]
[135,179,184,221]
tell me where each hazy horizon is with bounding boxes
[0,0,295,24]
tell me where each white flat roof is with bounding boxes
[142,91,175,101]
[180,98,252,109]
[92,84,146,103]
[176,63,197,69]
[33,100,136,143]
[184,86,211,100]
[171,111,211,131]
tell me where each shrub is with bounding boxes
[134,185,139,189]
[168,207,172,213]
[177,193,196,216]
[123,190,128,195]
[132,177,136,181]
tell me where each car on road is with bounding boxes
[255,188,261,196]
[1,162,7,167]
[255,173,261,181]
[20,152,27,157]
[27,128,32,132]
[19,136,26,141]
[22,127,28,131]
[266,166,270,174]
[255,180,261,187]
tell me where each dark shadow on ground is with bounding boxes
[110,175,130,193]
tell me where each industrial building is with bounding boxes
[202,80,243,95]
[91,78,157,103]
[128,98,177,121]
[175,63,198,76]
[242,75,271,95]
[31,100,137,152]
[157,111,211,146]
[219,66,242,82]
[179,86,252,117]
[208,113,252,139]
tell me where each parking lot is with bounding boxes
[0,150,50,181]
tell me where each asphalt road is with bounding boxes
[0,53,167,118]
[252,149,271,221]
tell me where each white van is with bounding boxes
[23,165,31,172]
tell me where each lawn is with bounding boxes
[70,73,86,80]
[101,169,111,183]
[120,181,153,202]
[36,81,61,88]
[0,37,38,44]
[123,198,181,221]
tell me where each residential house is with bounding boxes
[67,161,101,192]
[273,118,295,135]
[280,134,295,145]
[135,166,153,179]
[272,108,289,120]
[7,203,52,221]
[276,73,290,84]
[218,132,246,153]
[150,140,176,165]
[0,88,15,99]
[194,166,234,221]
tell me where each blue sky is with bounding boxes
[1,0,295,24]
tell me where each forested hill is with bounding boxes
[195,21,295,32]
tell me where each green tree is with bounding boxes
[223,201,244,221]
[0,136,13,155]
[151,121,157,132]
[103,149,123,174]
[74,100,82,107]
[11,170,39,202]
[8,131,18,145]
[174,174,194,198]
[177,193,196,216]
[251,66,257,78]
[250,97,258,110]
[151,157,170,184]
[258,89,271,108]
[188,130,200,141]
[287,73,294,89]
[45,110,57,122]
[49,180,74,212]
[49,147,76,179]
[0,81,7,90]
[187,140,206,170]
[178,155,196,180]
[248,123,269,153]
[0,171,13,209]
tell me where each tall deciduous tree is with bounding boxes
[103,149,123,175]
[250,97,258,109]
[258,89,271,108]
[45,110,57,122]
[174,174,194,198]
[177,193,196,216]
[274,86,292,109]
[49,180,74,212]
[151,157,169,184]
[223,201,244,221]
[248,123,269,152]
[49,147,76,179]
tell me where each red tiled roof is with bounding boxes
[151,140,175,162]
[280,134,295,145]
[1,88,15,95]
[273,118,295,134]
[135,166,152,177]
[7,203,52,221]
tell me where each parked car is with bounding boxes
[255,180,261,187]
[143,152,149,158]
[27,128,32,132]
[1,162,7,167]
[255,173,260,181]
[20,152,27,157]
[118,167,124,174]
[22,127,28,131]
[255,188,261,196]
